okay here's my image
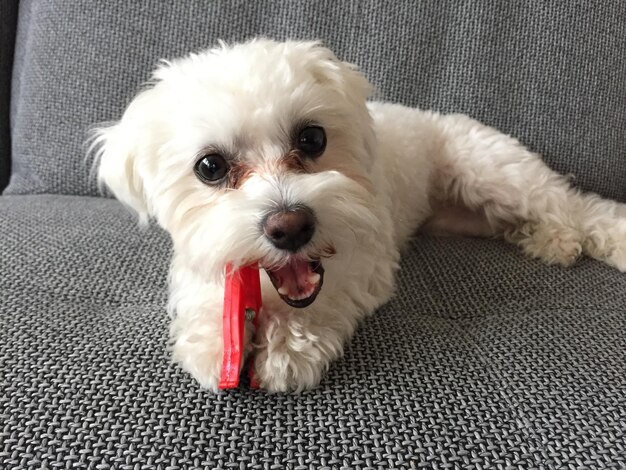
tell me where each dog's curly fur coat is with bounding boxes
[94,39,626,392]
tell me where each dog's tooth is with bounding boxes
[278,286,288,296]
[308,273,321,285]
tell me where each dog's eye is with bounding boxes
[297,126,326,157]
[194,154,229,184]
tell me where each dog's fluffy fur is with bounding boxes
[95,39,626,392]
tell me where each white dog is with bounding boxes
[95,39,626,392]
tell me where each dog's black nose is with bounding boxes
[263,206,316,252]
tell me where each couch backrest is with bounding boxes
[5,0,626,201]
[0,0,18,193]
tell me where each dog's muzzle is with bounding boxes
[262,205,324,308]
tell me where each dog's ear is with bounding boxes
[296,41,377,170]
[301,41,373,108]
[92,92,155,222]
[92,105,148,222]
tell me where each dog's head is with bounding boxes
[95,39,379,308]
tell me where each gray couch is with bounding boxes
[2,1,625,468]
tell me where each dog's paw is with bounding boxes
[509,222,583,267]
[252,310,352,392]
[253,336,332,393]
[581,218,626,272]
[172,337,223,391]
[170,317,224,392]
[605,248,626,272]
[591,221,626,272]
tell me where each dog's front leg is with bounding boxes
[168,262,255,391]
[168,288,229,391]
[252,297,360,393]
[250,229,398,393]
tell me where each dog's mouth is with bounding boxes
[264,259,324,308]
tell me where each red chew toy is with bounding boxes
[219,264,262,389]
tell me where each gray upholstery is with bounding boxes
[6,0,626,200]
[2,195,625,469]
[2,1,626,469]
[0,0,19,192]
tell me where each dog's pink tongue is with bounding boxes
[272,259,321,301]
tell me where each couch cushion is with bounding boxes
[0,1,19,193]
[6,1,626,201]
[1,195,625,468]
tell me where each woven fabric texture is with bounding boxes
[1,195,625,469]
[0,0,18,192]
[6,0,626,201]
